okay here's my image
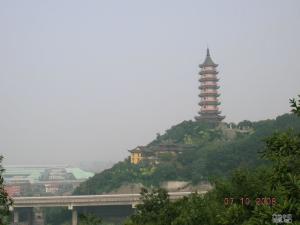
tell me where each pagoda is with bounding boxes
[195,49,225,123]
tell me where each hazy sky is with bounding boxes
[0,0,299,165]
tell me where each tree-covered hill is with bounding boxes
[125,99,300,225]
[74,113,300,195]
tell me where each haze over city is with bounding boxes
[0,0,299,165]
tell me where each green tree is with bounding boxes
[79,213,102,225]
[0,156,13,225]
[290,95,300,116]
[238,120,253,129]
[126,188,178,225]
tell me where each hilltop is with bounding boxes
[73,113,300,195]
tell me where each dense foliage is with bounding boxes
[0,156,13,225]
[74,113,300,195]
[79,213,102,225]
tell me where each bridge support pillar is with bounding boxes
[27,208,33,225]
[13,210,19,224]
[72,208,78,225]
[33,207,45,225]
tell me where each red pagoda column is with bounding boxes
[195,49,225,123]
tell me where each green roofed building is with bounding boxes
[66,168,94,180]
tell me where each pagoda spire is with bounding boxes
[200,48,218,68]
[195,49,225,123]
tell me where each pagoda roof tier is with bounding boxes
[199,110,222,115]
[128,146,149,153]
[199,101,220,106]
[199,70,218,75]
[199,77,219,82]
[199,84,220,89]
[199,92,220,97]
[199,48,218,68]
[195,115,225,122]
[197,114,225,119]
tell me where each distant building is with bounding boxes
[150,143,187,156]
[129,143,192,164]
[128,146,146,164]
[195,49,225,123]
[5,185,21,197]
[44,183,60,193]
[4,166,94,196]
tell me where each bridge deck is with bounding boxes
[12,191,206,208]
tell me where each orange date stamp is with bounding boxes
[224,197,276,206]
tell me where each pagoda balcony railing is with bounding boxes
[199,101,220,106]
[199,92,220,97]
[199,70,218,75]
[199,84,220,89]
[199,77,219,82]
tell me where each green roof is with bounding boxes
[66,168,94,180]
[199,48,218,68]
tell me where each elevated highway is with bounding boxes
[12,191,206,225]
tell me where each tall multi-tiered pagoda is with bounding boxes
[195,49,225,123]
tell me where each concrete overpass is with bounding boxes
[12,191,205,225]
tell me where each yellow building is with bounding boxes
[128,146,145,164]
[128,143,193,164]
